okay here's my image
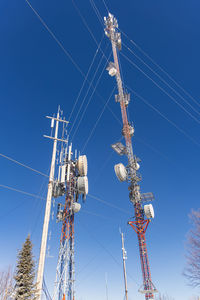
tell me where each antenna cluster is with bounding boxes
[52,139,88,300]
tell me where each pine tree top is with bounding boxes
[14,235,37,300]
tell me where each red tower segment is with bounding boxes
[104,13,157,299]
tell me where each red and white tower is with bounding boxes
[104,13,157,300]
[53,143,88,300]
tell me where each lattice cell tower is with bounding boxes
[104,13,158,300]
[53,142,88,300]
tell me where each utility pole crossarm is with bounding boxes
[43,135,68,143]
[46,116,69,124]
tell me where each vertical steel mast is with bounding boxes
[104,13,157,300]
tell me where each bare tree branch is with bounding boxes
[0,266,14,300]
[184,209,200,288]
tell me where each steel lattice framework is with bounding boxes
[104,13,157,300]
[53,155,76,300]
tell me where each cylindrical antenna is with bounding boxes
[105,272,108,300]
[121,232,128,300]
[51,118,55,128]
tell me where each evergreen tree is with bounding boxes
[14,235,37,300]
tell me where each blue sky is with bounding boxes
[0,0,200,299]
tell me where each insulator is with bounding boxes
[51,118,54,128]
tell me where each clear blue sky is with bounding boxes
[0,0,200,299]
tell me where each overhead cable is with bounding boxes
[0,184,46,200]
[71,51,112,141]
[89,0,105,27]
[122,42,200,117]
[0,153,48,178]
[126,85,200,149]
[72,0,108,61]
[81,86,116,152]
[25,0,119,132]
[81,209,113,221]
[69,49,108,136]
[68,35,104,123]
[120,28,200,109]
[101,0,109,13]
[121,52,200,125]
[0,181,130,216]
[79,221,139,286]
[87,194,130,215]
[25,0,85,78]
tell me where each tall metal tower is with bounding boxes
[53,141,88,300]
[104,13,157,300]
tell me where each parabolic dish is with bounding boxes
[72,202,81,213]
[77,155,88,176]
[77,176,88,195]
[114,163,127,182]
[144,204,154,219]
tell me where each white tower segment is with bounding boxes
[36,107,68,300]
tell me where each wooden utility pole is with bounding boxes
[37,107,68,300]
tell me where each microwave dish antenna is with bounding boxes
[77,155,88,176]
[77,176,88,195]
[72,202,81,213]
[114,163,127,182]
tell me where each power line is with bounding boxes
[68,35,104,123]
[81,209,113,221]
[79,221,139,286]
[0,153,48,178]
[122,42,200,117]
[0,198,28,220]
[72,0,107,60]
[82,85,115,152]
[120,28,200,109]
[0,183,46,200]
[121,51,200,125]
[71,51,112,141]
[89,0,105,27]
[88,193,130,215]
[101,0,109,13]
[126,85,200,149]
[25,0,121,134]
[69,48,107,136]
[25,0,85,78]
